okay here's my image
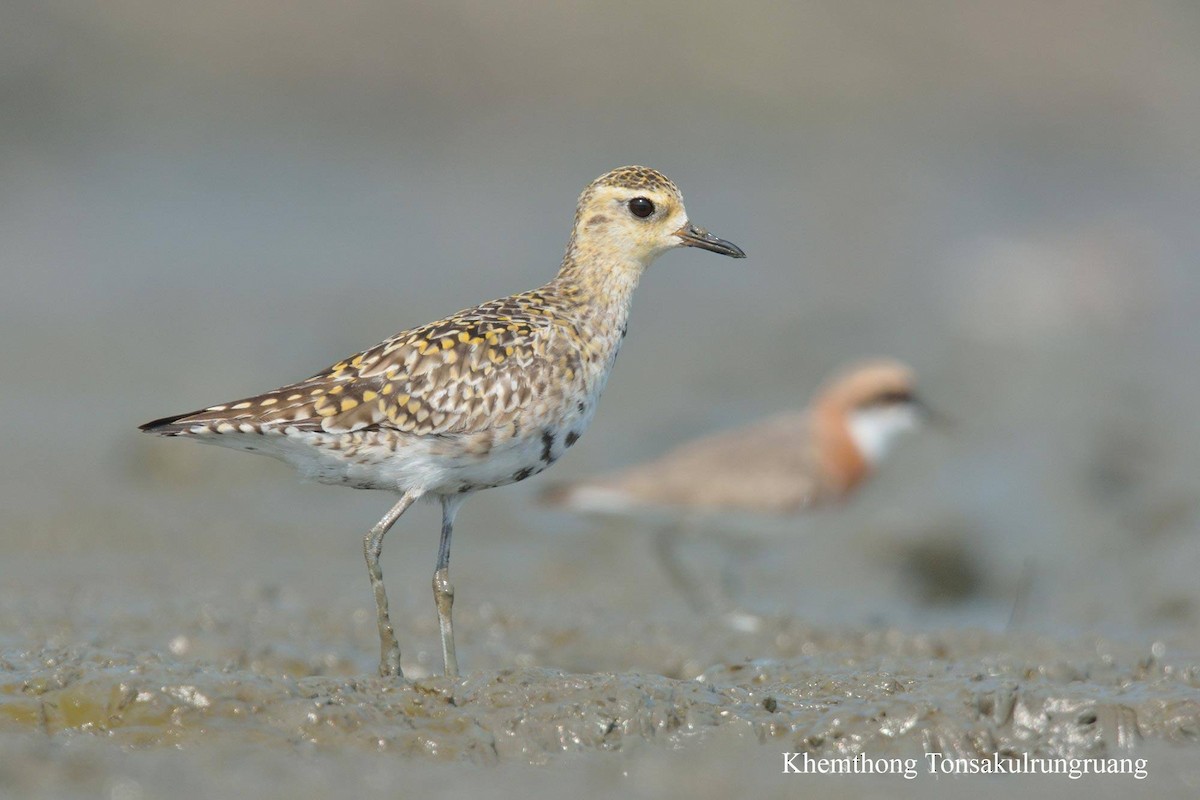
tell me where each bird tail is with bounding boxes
[138,410,209,436]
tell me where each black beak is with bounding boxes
[674,222,746,258]
[913,395,952,430]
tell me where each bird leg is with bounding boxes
[653,522,712,612]
[364,491,420,678]
[434,494,466,678]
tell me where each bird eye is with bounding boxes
[627,197,655,218]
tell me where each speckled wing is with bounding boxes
[141,293,576,438]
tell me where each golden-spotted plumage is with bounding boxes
[149,292,585,439]
[140,165,745,678]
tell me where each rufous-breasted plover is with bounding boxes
[541,359,931,609]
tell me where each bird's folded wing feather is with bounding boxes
[143,294,573,437]
[574,412,821,513]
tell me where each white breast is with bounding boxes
[846,406,919,465]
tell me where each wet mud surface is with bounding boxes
[2,595,1199,797]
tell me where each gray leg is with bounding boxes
[364,491,420,678]
[1008,557,1036,632]
[435,494,467,678]
[653,523,711,612]
[718,538,758,609]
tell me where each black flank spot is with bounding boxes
[620,323,628,339]
[513,467,534,482]
[577,401,586,413]
[540,430,555,463]
[565,431,580,447]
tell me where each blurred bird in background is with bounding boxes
[542,359,935,610]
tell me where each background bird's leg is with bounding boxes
[435,494,467,678]
[653,521,711,612]
[718,535,761,610]
[364,491,420,678]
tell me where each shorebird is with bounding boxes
[139,166,745,678]
[541,359,930,609]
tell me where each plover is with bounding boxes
[139,166,745,678]
[541,359,930,608]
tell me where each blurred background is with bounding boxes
[2,0,1199,668]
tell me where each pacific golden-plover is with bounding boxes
[139,166,745,678]
[541,359,931,608]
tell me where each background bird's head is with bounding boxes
[816,359,932,466]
